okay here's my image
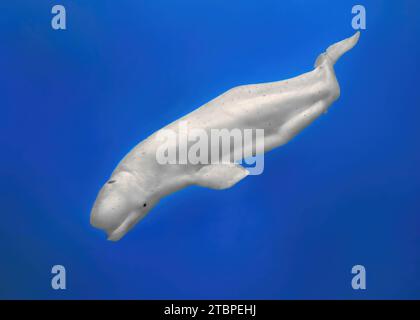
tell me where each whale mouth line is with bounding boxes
[107,228,124,241]
[106,219,130,241]
[106,211,142,241]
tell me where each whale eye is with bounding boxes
[107,180,116,184]
[143,203,147,207]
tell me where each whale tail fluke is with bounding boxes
[315,31,360,67]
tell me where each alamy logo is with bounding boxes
[351,5,366,30]
[155,121,265,175]
[351,264,366,290]
[51,5,66,30]
[51,265,66,290]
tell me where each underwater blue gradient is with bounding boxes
[0,0,419,299]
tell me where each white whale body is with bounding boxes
[91,32,360,241]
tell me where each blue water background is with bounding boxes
[0,0,419,299]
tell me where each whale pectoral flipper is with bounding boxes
[194,163,249,190]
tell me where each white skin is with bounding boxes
[91,32,360,241]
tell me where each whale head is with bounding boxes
[90,171,151,241]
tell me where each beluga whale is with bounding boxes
[91,32,360,241]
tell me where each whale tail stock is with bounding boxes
[315,31,360,67]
